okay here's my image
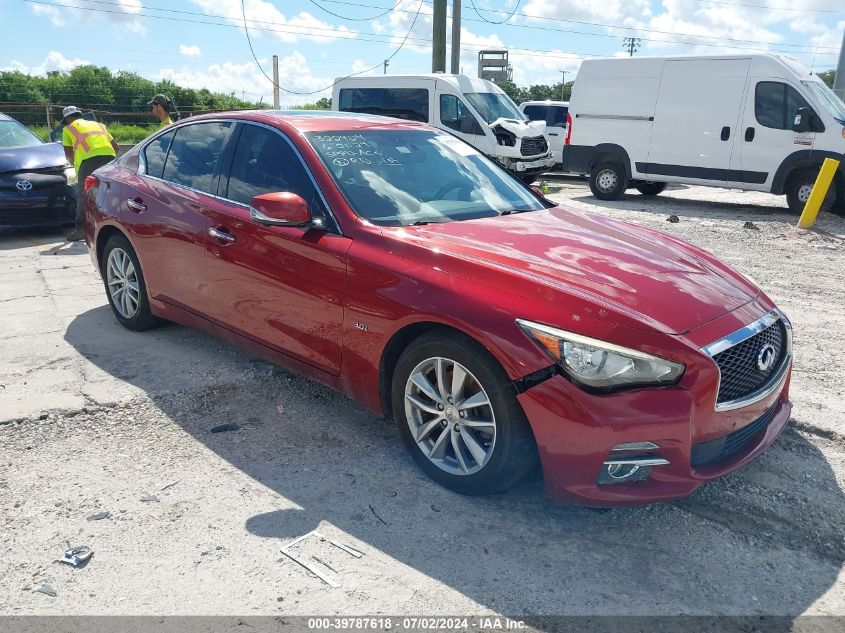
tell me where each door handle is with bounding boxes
[208,227,235,243]
[720,126,731,141]
[126,198,146,212]
[548,132,559,136]
[745,126,755,142]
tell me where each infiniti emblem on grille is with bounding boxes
[757,344,777,371]
[15,180,33,191]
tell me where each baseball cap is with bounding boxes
[147,94,170,107]
[61,105,81,120]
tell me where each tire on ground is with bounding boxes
[589,160,628,200]
[101,233,161,331]
[635,182,667,196]
[391,330,538,496]
[786,168,837,215]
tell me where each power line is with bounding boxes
[240,0,424,95]
[694,0,845,13]
[305,0,404,21]
[469,0,520,25]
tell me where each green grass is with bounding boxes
[28,123,155,145]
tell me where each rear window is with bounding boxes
[143,131,175,179]
[522,104,568,128]
[338,88,429,122]
[161,121,232,193]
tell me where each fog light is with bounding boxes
[598,456,669,485]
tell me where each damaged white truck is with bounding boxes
[332,74,554,183]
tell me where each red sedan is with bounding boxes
[82,111,792,506]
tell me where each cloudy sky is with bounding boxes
[0,0,842,106]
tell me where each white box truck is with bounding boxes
[563,54,845,213]
[332,74,555,183]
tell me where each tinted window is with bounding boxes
[755,82,811,130]
[161,122,231,192]
[144,131,175,179]
[226,124,315,206]
[339,88,429,122]
[440,95,483,135]
[523,104,568,127]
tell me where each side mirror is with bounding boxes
[792,107,813,133]
[249,192,314,227]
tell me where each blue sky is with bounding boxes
[1,0,843,106]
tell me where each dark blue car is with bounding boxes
[0,113,76,230]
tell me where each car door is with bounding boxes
[737,79,817,191]
[120,121,233,313]
[646,58,750,185]
[203,122,351,374]
[437,92,488,149]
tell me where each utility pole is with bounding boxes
[560,70,566,100]
[834,26,845,102]
[450,0,461,74]
[623,37,640,57]
[432,0,447,73]
[272,55,280,109]
[383,59,389,74]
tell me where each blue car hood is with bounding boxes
[0,142,67,174]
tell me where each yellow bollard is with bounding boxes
[797,158,840,229]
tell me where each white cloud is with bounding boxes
[179,44,202,57]
[188,0,357,44]
[28,0,147,36]
[157,51,344,106]
[2,51,90,76]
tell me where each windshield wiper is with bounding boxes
[498,208,532,216]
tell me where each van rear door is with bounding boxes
[645,58,750,185]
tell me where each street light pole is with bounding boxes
[560,70,566,100]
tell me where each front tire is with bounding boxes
[589,161,627,200]
[786,169,837,215]
[635,182,666,196]
[391,331,537,496]
[101,234,160,331]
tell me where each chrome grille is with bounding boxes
[702,310,791,411]
[520,136,548,157]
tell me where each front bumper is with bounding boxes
[500,154,556,175]
[0,174,74,228]
[517,363,792,507]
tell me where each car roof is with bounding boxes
[178,110,433,133]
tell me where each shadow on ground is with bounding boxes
[64,303,844,621]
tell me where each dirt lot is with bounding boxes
[1,180,844,619]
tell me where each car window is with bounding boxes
[338,88,429,122]
[161,121,232,193]
[144,131,175,179]
[755,81,811,130]
[522,105,567,128]
[225,124,316,206]
[440,95,483,135]
[0,120,43,148]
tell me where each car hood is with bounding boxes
[384,206,758,335]
[0,142,66,174]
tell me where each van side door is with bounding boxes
[645,58,750,185]
[738,79,817,192]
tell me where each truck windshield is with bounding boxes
[0,121,43,148]
[802,80,845,125]
[306,129,544,227]
[464,93,526,124]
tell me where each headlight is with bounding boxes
[64,165,78,186]
[516,319,685,391]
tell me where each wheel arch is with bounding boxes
[95,224,130,273]
[588,144,633,178]
[771,150,845,196]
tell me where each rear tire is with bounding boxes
[101,234,160,331]
[391,331,537,496]
[786,169,837,215]
[635,182,667,196]
[589,161,627,200]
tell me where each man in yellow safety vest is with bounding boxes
[61,105,119,241]
[148,94,174,128]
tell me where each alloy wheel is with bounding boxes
[106,247,140,319]
[404,357,497,476]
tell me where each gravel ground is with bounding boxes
[1,181,844,619]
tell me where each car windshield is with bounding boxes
[802,80,845,125]
[306,129,545,226]
[464,92,526,124]
[0,120,43,148]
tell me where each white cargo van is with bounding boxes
[563,54,845,213]
[332,74,555,182]
[519,100,569,168]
